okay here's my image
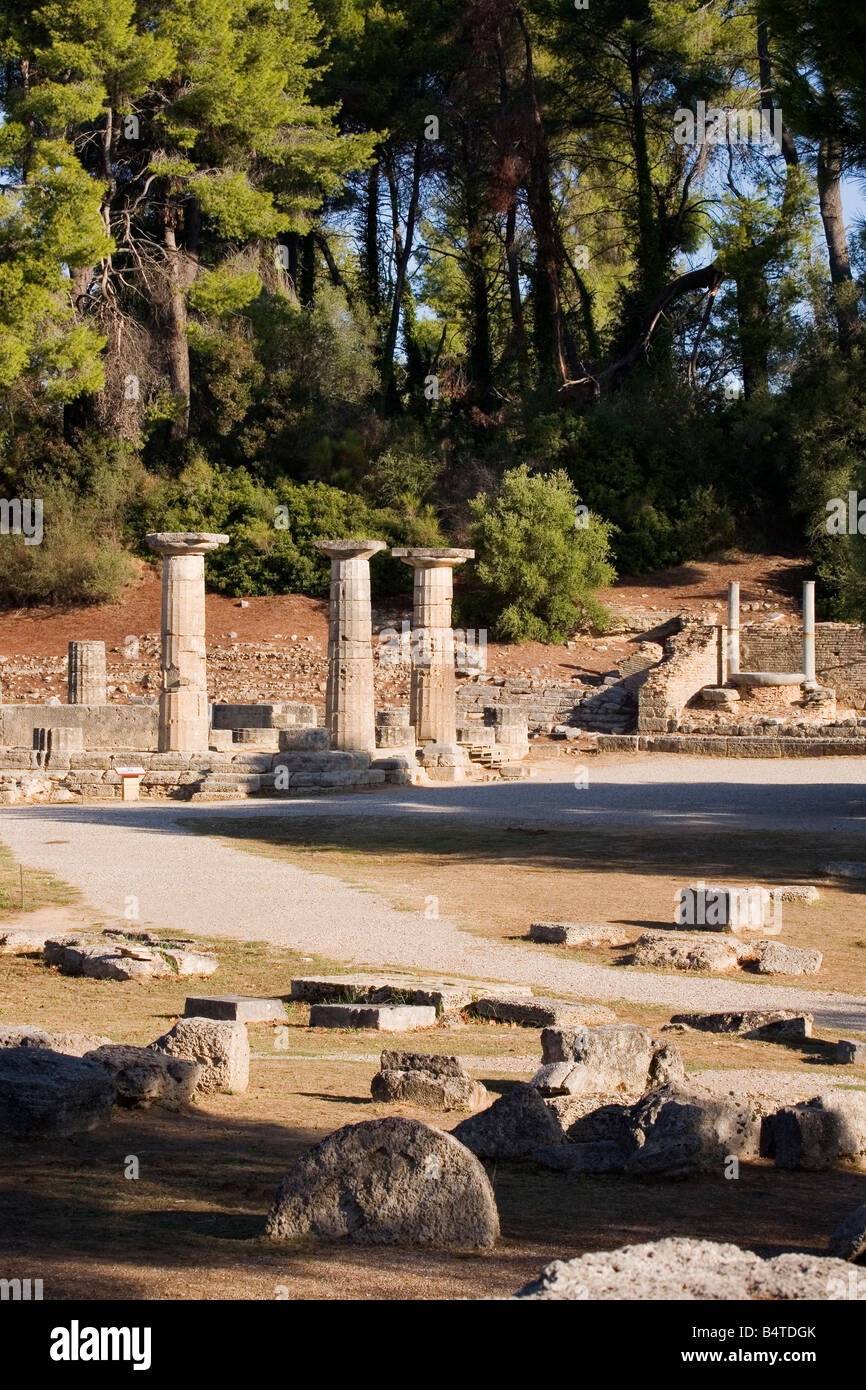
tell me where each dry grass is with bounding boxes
[2,910,866,1300]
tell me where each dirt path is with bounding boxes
[2,759,865,1030]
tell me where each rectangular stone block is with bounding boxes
[183,994,289,1024]
[308,1003,437,1031]
[837,1039,866,1065]
[278,728,329,751]
[0,704,157,752]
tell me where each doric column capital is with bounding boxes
[146,532,229,558]
[391,546,474,569]
[314,538,387,562]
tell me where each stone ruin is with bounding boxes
[0,532,530,803]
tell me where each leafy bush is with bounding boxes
[466,465,616,642]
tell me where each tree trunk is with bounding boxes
[817,136,860,349]
[381,137,424,407]
[515,8,567,390]
[362,161,380,316]
[162,198,200,441]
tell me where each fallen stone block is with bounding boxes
[0,1025,113,1056]
[44,937,171,980]
[468,996,611,1028]
[529,921,635,947]
[86,1044,201,1109]
[309,1003,437,1032]
[289,977,475,1015]
[451,1084,564,1158]
[266,1116,499,1249]
[183,994,288,1024]
[164,948,219,977]
[0,1048,115,1136]
[629,931,741,973]
[0,927,64,955]
[762,1091,866,1170]
[531,1024,665,1098]
[44,937,217,981]
[828,1203,866,1261]
[151,1017,249,1095]
[743,941,823,976]
[837,1039,866,1065]
[670,1009,813,1041]
[371,1052,486,1112]
[625,1082,760,1178]
[514,1237,858,1300]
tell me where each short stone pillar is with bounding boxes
[376,708,414,748]
[392,547,474,744]
[314,539,386,751]
[145,532,229,753]
[485,704,529,757]
[67,641,106,705]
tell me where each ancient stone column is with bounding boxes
[392,547,474,745]
[145,532,228,752]
[67,641,107,705]
[726,581,740,680]
[802,580,816,683]
[314,539,386,751]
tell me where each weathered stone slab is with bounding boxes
[266,1116,498,1248]
[625,1083,760,1178]
[0,703,157,751]
[761,1091,866,1170]
[44,937,217,981]
[837,1039,866,1065]
[468,996,608,1028]
[151,1017,249,1094]
[86,1044,201,1109]
[183,994,288,1024]
[0,1025,112,1056]
[0,1048,115,1136]
[514,1237,858,1300]
[309,1003,436,1032]
[44,938,172,981]
[277,728,330,751]
[452,1084,564,1158]
[670,1009,813,1040]
[743,941,823,976]
[371,1056,486,1112]
[534,1026,681,1098]
[529,921,635,947]
[290,977,475,1015]
[629,931,741,973]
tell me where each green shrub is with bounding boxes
[466,465,616,642]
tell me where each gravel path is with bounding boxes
[2,757,865,1030]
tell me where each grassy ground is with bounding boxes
[2,908,866,1300]
[0,841,78,917]
[187,815,866,996]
